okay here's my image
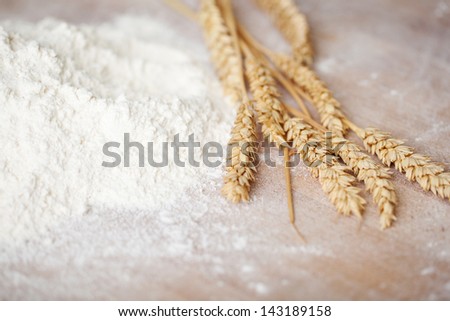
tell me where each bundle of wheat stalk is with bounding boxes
[166,0,449,232]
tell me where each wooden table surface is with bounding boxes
[1,0,449,300]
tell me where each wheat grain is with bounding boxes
[245,55,288,147]
[360,127,450,200]
[222,101,259,202]
[254,0,313,66]
[273,54,348,136]
[199,0,243,103]
[332,136,397,229]
[285,118,366,217]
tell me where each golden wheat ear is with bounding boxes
[199,0,243,103]
[245,55,288,147]
[222,101,259,203]
[285,118,366,218]
[360,127,450,201]
[332,136,397,229]
[273,54,348,136]
[254,0,313,66]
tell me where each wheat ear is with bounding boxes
[359,127,450,200]
[254,0,313,66]
[273,54,348,136]
[284,118,366,217]
[245,55,288,147]
[199,0,243,103]
[332,136,397,229]
[222,102,258,202]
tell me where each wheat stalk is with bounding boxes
[222,101,259,202]
[332,136,397,229]
[273,54,348,136]
[199,0,243,103]
[285,118,366,217]
[254,0,313,66]
[359,127,450,200]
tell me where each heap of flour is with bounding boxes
[0,16,234,246]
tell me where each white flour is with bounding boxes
[0,16,233,248]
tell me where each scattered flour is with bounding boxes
[434,1,449,18]
[241,265,254,273]
[251,282,269,295]
[316,57,337,74]
[390,89,399,96]
[420,266,435,276]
